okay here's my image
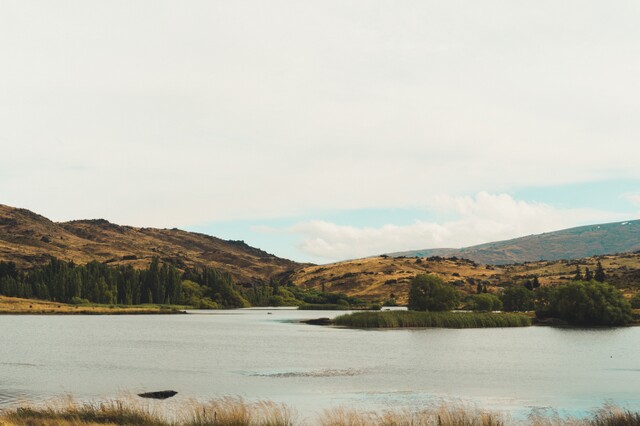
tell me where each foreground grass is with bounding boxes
[1,398,639,426]
[332,310,532,328]
[0,296,185,315]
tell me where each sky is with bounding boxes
[1,1,640,263]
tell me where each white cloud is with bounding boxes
[282,193,627,262]
[1,2,640,227]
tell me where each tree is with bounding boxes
[584,268,593,281]
[501,286,534,312]
[594,261,606,283]
[574,265,583,281]
[408,274,459,311]
[535,281,631,326]
[465,293,503,312]
[532,276,540,289]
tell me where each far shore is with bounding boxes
[0,296,187,315]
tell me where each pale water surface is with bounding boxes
[1,309,639,419]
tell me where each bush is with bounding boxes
[69,297,91,305]
[535,281,632,326]
[464,294,503,312]
[408,274,459,311]
[501,286,534,312]
[631,293,640,309]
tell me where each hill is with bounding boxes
[290,253,640,304]
[0,204,298,284]
[388,220,640,265]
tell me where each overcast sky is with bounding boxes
[2,1,639,263]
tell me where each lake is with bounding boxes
[1,308,640,420]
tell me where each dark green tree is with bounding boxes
[573,265,583,281]
[584,268,593,281]
[501,286,534,312]
[535,281,630,326]
[464,293,503,312]
[407,274,459,311]
[594,261,606,283]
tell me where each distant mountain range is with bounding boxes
[389,220,640,265]
[0,204,299,284]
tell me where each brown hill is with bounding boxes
[290,253,640,304]
[0,204,299,284]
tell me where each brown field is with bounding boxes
[0,295,183,315]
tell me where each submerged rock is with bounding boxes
[137,390,178,400]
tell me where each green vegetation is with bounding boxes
[0,257,248,309]
[407,274,459,311]
[333,310,531,328]
[464,293,503,311]
[535,280,632,326]
[0,258,378,311]
[501,286,535,312]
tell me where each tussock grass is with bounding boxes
[321,403,506,426]
[588,403,640,426]
[0,397,296,426]
[333,310,532,328]
[1,398,639,426]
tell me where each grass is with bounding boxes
[332,310,532,328]
[1,398,639,426]
[0,295,186,315]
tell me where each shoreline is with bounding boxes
[1,396,638,426]
[0,295,188,315]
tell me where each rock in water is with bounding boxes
[137,390,178,400]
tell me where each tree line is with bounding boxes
[0,257,248,308]
[408,264,633,326]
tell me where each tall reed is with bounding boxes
[332,310,532,328]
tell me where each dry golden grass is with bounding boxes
[321,403,507,426]
[1,397,639,426]
[290,256,502,303]
[290,253,640,303]
[0,295,180,315]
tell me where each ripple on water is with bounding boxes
[241,368,366,378]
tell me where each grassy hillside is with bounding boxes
[390,220,640,265]
[0,204,299,285]
[291,253,640,304]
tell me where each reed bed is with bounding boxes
[1,398,638,426]
[332,310,532,328]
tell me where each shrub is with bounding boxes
[631,293,640,309]
[408,274,459,311]
[501,286,534,312]
[535,281,632,326]
[465,294,503,312]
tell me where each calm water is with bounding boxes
[1,309,640,419]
